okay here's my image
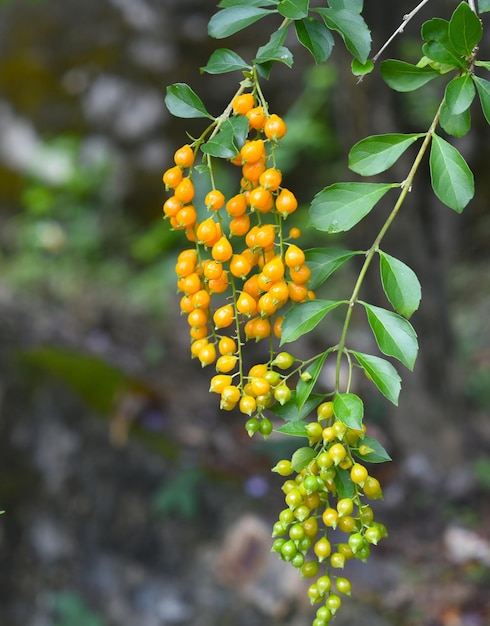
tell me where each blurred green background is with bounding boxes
[1,1,490,625]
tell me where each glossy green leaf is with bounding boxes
[278,0,309,19]
[474,76,490,125]
[351,58,374,76]
[333,393,364,430]
[315,8,371,63]
[444,74,476,114]
[296,351,331,410]
[201,116,249,157]
[378,251,421,318]
[276,420,309,437]
[475,60,490,71]
[478,0,490,14]
[281,300,345,344]
[429,134,474,212]
[439,100,471,137]
[334,468,355,499]
[349,134,423,176]
[218,0,278,6]
[295,17,334,64]
[380,60,440,92]
[361,302,419,370]
[255,28,294,67]
[351,351,401,405]
[422,40,466,69]
[328,0,363,13]
[271,392,325,421]
[305,248,360,289]
[309,182,395,233]
[201,49,251,74]
[208,6,272,39]
[291,446,317,472]
[421,17,450,43]
[165,83,213,119]
[354,435,392,463]
[449,1,483,56]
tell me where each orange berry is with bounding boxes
[174,144,194,168]
[191,338,208,358]
[229,214,251,237]
[240,139,266,164]
[226,193,248,217]
[218,336,237,355]
[288,282,308,302]
[246,105,266,131]
[177,272,202,295]
[197,342,217,367]
[242,159,266,182]
[259,167,282,191]
[262,256,285,282]
[245,225,260,249]
[243,274,261,299]
[205,189,225,211]
[190,325,208,340]
[163,195,182,218]
[191,289,211,309]
[236,291,258,317]
[264,114,287,140]
[197,218,220,246]
[232,93,255,115]
[276,188,298,216]
[249,186,273,213]
[175,204,197,229]
[163,165,183,189]
[289,264,311,284]
[212,236,233,262]
[285,244,306,268]
[208,271,229,294]
[258,292,278,316]
[187,308,208,329]
[202,259,223,280]
[210,374,233,394]
[213,304,235,329]
[268,280,289,305]
[229,253,253,279]
[254,224,276,249]
[273,316,283,338]
[289,227,301,239]
[180,294,194,314]
[174,177,195,203]
[216,354,238,373]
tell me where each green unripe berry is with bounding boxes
[289,522,305,541]
[336,577,352,595]
[290,551,305,568]
[279,507,294,525]
[317,401,334,420]
[348,532,365,554]
[301,560,319,578]
[280,539,297,561]
[329,443,347,465]
[273,459,293,476]
[274,384,291,405]
[316,575,331,594]
[271,538,286,554]
[245,416,259,437]
[326,593,342,613]
[272,521,286,536]
[337,498,354,517]
[365,526,382,545]
[330,552,346,569]
[272,351,295,369]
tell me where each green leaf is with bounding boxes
[200,49,251,74]
[309,182,395,233]
[421,17,450,44]
[380,60,440,92]
[439,100,471,137]
[255,28,294,67]
[328,0,363,13]
[334,468,355,499]
[474,60,490,71]
[218,0,278,6]
[295,17,334,64]
[296,351,331,411]
[348,134,423,176]
[429,134,474,213]
[281,299,345,344]
[201,116,249,158]
[333,393,364,430]
[291,446,317,472]
[361,303,419,370]
[315,8,371,63]
[478,0,490,14]
[474,76,490,125]
[351,351,401,405]
[278,0,309,19]
[276,420,309,437]
[444,74,476,114]
[305,248,360,289]
[208,6,272,39]
[271,392,325,421]
[351,58,374,76]
[378,251,421,318]
[422,40,466,69]
[449,1,482,56]
[165,83,213,119]
[354,435,392,463]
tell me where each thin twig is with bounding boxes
[468,0,477,13]
[371,0,432,64]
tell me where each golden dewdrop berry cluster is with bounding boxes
[162,92,315,437]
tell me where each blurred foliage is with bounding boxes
[153,467,205,520]
[53,592,106,626]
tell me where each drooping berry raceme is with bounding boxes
[162,76,387,626]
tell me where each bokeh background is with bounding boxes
[1,1,490,625]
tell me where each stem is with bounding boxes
[334,100,443,391]
[371,0,432,64]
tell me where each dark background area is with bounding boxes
[1,1,490,625]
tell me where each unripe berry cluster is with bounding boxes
[271,401,386,623]
[163,90,314,433]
